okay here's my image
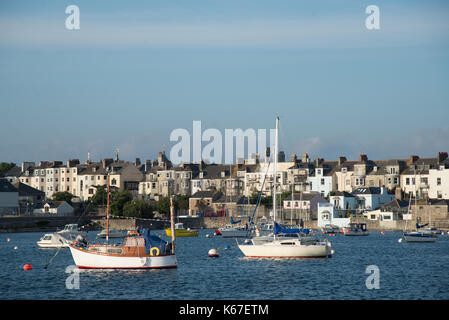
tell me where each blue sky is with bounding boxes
[1,0,449,164]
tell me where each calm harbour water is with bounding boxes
[1,229,448,300]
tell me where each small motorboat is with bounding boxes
[165,223,199,237]
[97,229,128,238]
[37,232,75,248]
[343,223,370,236]
[56,224,87,238]
[403,230,437,243]
[321,224,341,234]
[218,225,250,238]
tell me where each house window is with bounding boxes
[111,178,117,185]
[321,178,325,185]
[287,201,291,207]
[394,177,398,184]
[406,178,410,185]
[437,178,441,186]
[346,179,350,186]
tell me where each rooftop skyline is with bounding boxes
[1,1,449,164]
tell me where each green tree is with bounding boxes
[156,196,171,215]
[91,186,107,206]
[123,199,153,218]
[174,195,189,211]
[0,162,16,176]
[52,191,74,205]
[110,190,133,216]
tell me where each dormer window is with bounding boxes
[341,167,347,173]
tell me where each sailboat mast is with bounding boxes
[106,174,110,242]
[170,196,176,254]
[273,117,279,234]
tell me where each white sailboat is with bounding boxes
[401,173,437,243]
[237,117,333,258]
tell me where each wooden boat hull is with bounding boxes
[69,245,178,269]
[165,229,199,237]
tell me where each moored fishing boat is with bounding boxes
[343,223,370,236]
[37,232,74,248]
[69,229,177,269]
[165,222,199,237]
[68,175,177,269]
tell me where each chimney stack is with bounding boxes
[437,152,448,163]
[338,156,347,166]
[359,154,368,162]
[408,155,419,165]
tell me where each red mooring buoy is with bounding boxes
[23,264,32,271]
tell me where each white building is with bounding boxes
[33,201,74,216]
[308,166,333,197]
[428,164,449,200]
[329,191,357,211]
[352,187,395,211]
[317,202,350,228]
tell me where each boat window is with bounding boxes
[107,248,122,254]
[43,235,52,240]
[280,242,296,245]
[124,237,145,247]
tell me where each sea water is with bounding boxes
[1,230,448,300]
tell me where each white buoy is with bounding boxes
[398,238,403,243]
[14,246,18,250]
[206,234,211,238]
[208,249,219,257]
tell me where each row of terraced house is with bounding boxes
[3,151,449,213]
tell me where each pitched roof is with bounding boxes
[12,182,45,196]
[380,199,409,209]
[0,178,18,193]
[190,191,223,200]
[5,166,22,177]
[352,187,382,195]
[285,192,323,201]
[331,191,355,197]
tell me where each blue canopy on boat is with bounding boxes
[231,217,241,224]
[140,229,168,254]
[273,222,301,235]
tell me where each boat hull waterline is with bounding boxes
[237,242,332,258]
[69,246,178,269]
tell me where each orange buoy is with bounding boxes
[23,264,32,271]
[381,231,385,235]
